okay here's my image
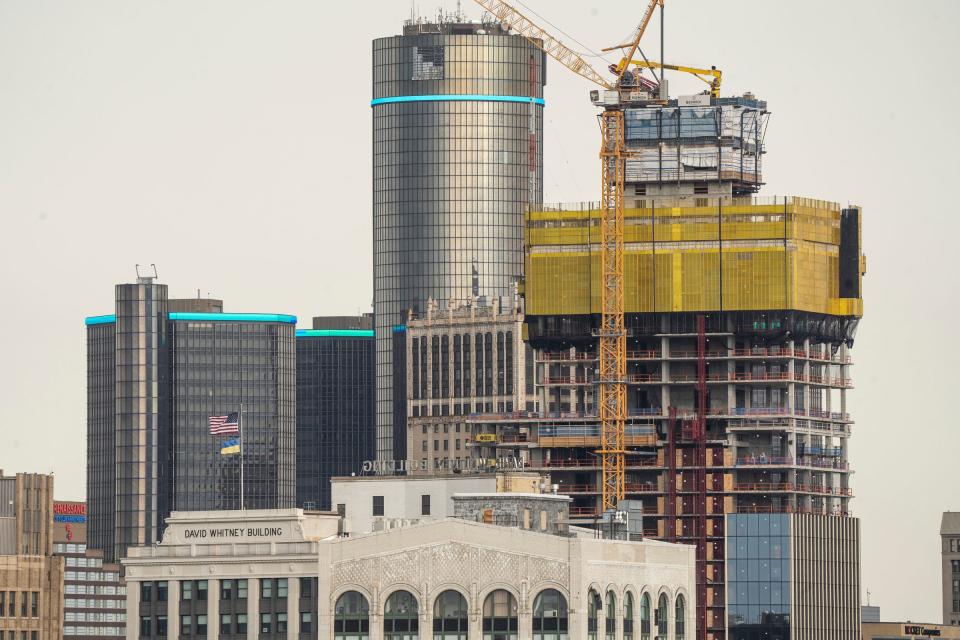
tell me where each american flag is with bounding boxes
[209,412,240,435]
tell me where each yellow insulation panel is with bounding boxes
[526,198,862,317]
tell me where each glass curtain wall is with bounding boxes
[372,26,546,460]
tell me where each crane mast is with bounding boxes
[469,0,662,515]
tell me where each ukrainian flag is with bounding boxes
[221,438,240,456]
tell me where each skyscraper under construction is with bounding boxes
[372,13,546,462]
[468,91,865,639]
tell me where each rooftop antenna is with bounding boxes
[134,263,159,283]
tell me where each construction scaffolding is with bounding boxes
[623,97,769,193]
[525,196,864,319]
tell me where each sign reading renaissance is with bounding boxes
[53,501,87,523]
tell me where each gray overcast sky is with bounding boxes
[0,0,956,623]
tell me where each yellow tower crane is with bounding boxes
[618,60,723,98]
[470,0,668,513]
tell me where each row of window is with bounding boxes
[586,590,685,640]
[65,584,125,596]
[423,438,463,453]
[64,626,124,636]
[65,611,122,622]
[140,612,314,637]
[65,598,125,609]
[0,632,38,640]
[55,543,88,554]
[410,332,515,400]
[330,588,685,640]
[65,556,103,568]
[65,570,117,582]
[0,592,39,618]
[411,401,517,417]
[141,578,314,603]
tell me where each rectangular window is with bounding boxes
[277,613,288,633]
[421,494,431,516]
[220,580,233,601]
[260,613,272,634]
[30,592,37,617]
[156,615,167,637]
[196,581,207,601]
[299,577,312,599]
[237,614,247,634]
[261,579,273,599]
[181,582,192,601]
[237,579,248,599]
[277,579,288,598]
[300,612,312,633]
[220,614,231,635]
[0,592,4,615]
[156,582,167,602]
[181,615,191,635]
[373,496,384,516]
[195,615,207,636]
[139,616,151,637]
[19,593,26,617]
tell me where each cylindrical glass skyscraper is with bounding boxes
[372,19,546,460]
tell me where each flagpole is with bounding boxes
[239,403,245,511]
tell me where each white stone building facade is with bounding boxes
[122,509,695,640]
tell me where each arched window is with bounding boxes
[482,589,518,640]
[433,590,468,640]
[640,593,651,640]
[587,590,601,640]
[604,592,617,640]
[675,594,686,640]
[655,594,669,639]
[334,591,369,640]
[384,590,418,640]
[623,592,634,640]
[532,589,568,640]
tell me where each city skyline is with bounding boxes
[1,0,958,625]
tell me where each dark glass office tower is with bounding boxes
[372,18,546,460]
[169,314,296,512]
[85,277,296,561]
[296,316,375,511]
[86,278,168,563]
